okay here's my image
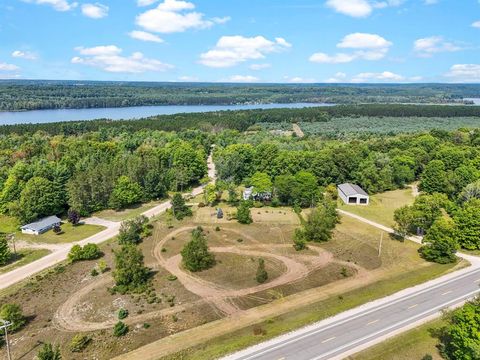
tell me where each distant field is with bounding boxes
[338,188,415,227]
[258,116,480,136]
[349,319,444,360]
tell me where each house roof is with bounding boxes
[21,215,61,231]
[337,183,368,197]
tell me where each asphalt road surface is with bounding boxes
[225,267,480,360]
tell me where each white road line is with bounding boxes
[366,320,379,326]
[321,337,336,343]
[310,289,480,360]
[475,279,480,283]
[407,304,418,309]
[441,291,453,296]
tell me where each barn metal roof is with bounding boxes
[21,215,61,231]
[338,183,368,197]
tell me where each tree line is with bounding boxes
[0,129,210,224]
[2,104,480,136]
[1,80,480,111]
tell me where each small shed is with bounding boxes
[243,187,253,201]
[217,208,224,219]
[337,183,369,205]
[21,215,61,235]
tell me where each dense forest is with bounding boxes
[1,80,480,111]
[0,129,210,223]
[1,104,480,136]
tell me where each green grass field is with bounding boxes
[16,222,105,244]
[338,187,415,227]
[0,249,51,274]
[350,319,444,360]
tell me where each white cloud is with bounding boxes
[71,45,173,73]
[445,64,480,83]
[249,63,271,70]
[413,36,463,57]
[199,36,291,68]
[325,72,348,83]
[338,33,392,49]
[136,0,227,33]
[81,3,109,19]
[472,21,480,28]
[309,53,356,64]
[325,0,403,17]
[212,16,231,24]
[137,0,157,6]
[423,0,438,4]
[326,0,372,17]
[11,50,37,60]
[24,0,78,11]
[284,76,316,83]
[0,62,20,71]
[178,75,199,81]
[310,33,392,64]
[129,30,164,43]
[351,71,404,83]
[225,75,259,82]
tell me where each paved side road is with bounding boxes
[223,210,480,360]
[0,153,215,291]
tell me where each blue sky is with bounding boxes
[0,0,479,83]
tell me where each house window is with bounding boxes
[348,197,357,204]
[360,198,367,204]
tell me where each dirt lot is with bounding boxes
[0,204,455,360]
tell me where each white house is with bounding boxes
[337,183,369,205]
[21,215,61,235]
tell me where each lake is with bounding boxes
[0,103,332,125]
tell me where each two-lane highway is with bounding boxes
[225,267,480,360]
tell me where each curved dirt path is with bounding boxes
[53,226,351,331]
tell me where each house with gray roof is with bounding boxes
[337,183,369,205]
[21,215,61,235]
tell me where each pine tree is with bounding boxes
[181,227,215,272]
[256,258,268,284]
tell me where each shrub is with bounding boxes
[215,226,221,231]
[0,303,26,332]
[113,321,129,337]
[90,268,99,277]
[68,243,102,262]
[97,259,108,273]
[118,308,129,320]
[67,208,81,226]
[37,343,61,360]
[69,334,91,352]
[167,274,177,281]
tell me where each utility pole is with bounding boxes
[1,319,13,360]
[378,232,384,257]
[7,234,16,255]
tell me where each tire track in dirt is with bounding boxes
[53,226,350,331]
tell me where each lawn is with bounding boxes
[349,319,444,360]
[338,187,415,227]
[0,249,51,274]
[93,200,163,221]
[16,222,105,244]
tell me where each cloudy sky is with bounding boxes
[0,0,479,83]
